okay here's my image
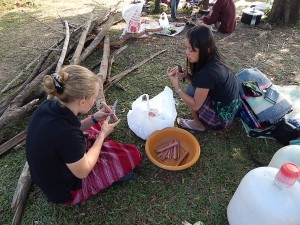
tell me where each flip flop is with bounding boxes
[177,117,203,133]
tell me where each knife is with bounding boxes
[109,99,118,120]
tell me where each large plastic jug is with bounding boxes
[268,145,300,179]
[227,163,300,225]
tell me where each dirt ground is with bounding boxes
[0,0,299,87]
[0,0,130,84]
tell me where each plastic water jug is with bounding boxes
[227,162,300,225]
[269,145,300,168]
[269,145,300,182]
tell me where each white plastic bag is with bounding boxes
[127,86,177,140]
[159,12,170,29]
[122,2,144,33]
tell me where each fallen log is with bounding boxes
[70,10,94,65]
[96,36,110,109]
[0,99,39,130]
[55,20,70,72]
[6,4,124,225]
[0,0,121,116]
[11,162,31,225]
[0,49,56,115]
[0,55,40,94]
[0,131,26,156]
[0,4,120,114]
[79,14,114,63]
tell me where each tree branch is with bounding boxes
[95,36,110,109]
[56,20,70,72]
[70,10,94,65]
[79,15,114,63]
[104,49,167,91]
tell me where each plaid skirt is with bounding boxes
[65,120,142,205]
[197,96,234,130]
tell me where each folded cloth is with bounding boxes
[236,68,272,96]
[243,86,292,124]
[236,68,293,124]
[237,99,262,128]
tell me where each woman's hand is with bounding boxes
[177,70,186,80]
[94,101,118,122]
[98,102,119,122]
[167,66,180,90]
[93,106,110,122]
[98,116,120,139]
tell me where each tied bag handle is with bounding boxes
[142,94,160,118]
[142,94,150,114]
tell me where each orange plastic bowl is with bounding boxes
[145,127,201,170]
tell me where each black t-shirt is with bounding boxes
[192,60,240,120]
[26,99,86,203]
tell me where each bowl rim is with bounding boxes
[145,127,201,171]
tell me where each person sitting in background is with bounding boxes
[26,65,142,205]
[167,25,240,132]
[200,0,236,34]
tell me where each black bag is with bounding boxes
[271,120,300,145]
[248,119,300,145]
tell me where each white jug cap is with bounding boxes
[275,162,300,188]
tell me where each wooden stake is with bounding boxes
[96,36,110,109]
[56,20,70,72]
[0,131,26,156]
[11,162,32,225]
[71,10,94,65]
[79,15,114,63]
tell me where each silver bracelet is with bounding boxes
[176,88,182,93]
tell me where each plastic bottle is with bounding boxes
[227,162,300,225]
[269,145,300,182]
[269,145,300,168]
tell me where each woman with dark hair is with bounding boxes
[26,65,141,205]
[167,25,240,131]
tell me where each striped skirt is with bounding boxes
[197,96,233,130]
[65,120,142,205]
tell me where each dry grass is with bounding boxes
[0,0,132,84]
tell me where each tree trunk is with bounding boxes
[202,0,209,10]
[154,0,161,13]
[269,0,300,25]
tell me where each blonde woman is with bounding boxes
[26,65,141,204]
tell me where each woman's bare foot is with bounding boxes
[177,118,206,132]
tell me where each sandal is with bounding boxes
[177,117,205,132]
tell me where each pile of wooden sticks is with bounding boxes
[155,139,190,166]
